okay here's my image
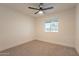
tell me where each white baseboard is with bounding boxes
[0,39,34,52]
[36,39,74,48]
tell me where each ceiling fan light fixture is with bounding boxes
[38,10,44,14]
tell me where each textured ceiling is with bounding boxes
[0,3,76,18]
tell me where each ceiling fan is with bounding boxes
[28,3,54,14]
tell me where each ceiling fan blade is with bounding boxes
[42,7,54,10]
[34,10,40,14]
[28,7,39,10]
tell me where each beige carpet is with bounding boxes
[0,40,78,56]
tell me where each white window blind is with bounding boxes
[44,17,59,32]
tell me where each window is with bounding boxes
[44,17,59,32]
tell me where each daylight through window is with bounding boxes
[44,17,59,32]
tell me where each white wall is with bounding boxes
[75,4,79,54]
[36,8,76,47]
[0,5,76,51]
[0,6,35,51]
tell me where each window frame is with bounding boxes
[44,17,59,32]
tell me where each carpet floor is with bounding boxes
[0,40,78,56]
